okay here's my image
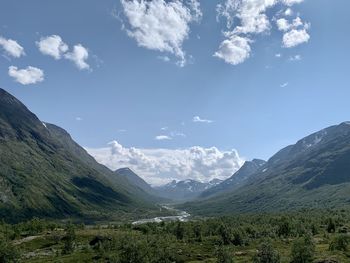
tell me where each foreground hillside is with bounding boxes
[0,88,160,222]
[182,122,350,215]
[1,209,349,262]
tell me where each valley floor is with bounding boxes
[1,209,350,262]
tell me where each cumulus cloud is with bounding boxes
[120,0,202,66]
[215,0,308,65]
[214,35,251,65]
[36,35,90,70]
[86,141,244,186]
[155,135,172,141]
[283,28,310,47]
[192,116,213,123]
[8,66,44,85]
[36,35,68,59]
[0,36,25,58]
[64,44,90,70]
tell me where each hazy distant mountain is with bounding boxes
[155,179,223,201]
[0,88,159,222]
[182,122,350,215]
[199,159,266,199]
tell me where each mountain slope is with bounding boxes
[182,122,350,215]
[155,179,223,201]
[0,88,158,222]
[199,159,266,199]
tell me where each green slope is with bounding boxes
[0,88,158,222]
[182,122,350,215]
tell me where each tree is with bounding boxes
[253,241,280,263]
[290,235,315,263]
[327,218,336,233]
[63,223,76,254]
[218,224,231,245]
[216,245,234,263]
[175,222,185,240]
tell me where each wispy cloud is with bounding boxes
[289,54,302,61]
[155,135,172,141]
[280,82,289,88]
[193,116,213,123]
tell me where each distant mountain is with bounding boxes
[115,168,162,199]
[199,159,266,199]
[0,88,159,222]
[155,179,223,201]
[181,122,350,215]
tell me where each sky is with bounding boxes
[1,0,350,185]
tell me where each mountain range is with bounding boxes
[181,121,350,215]
[154,178,223,201]
[0,88,161,222]
[2,87,350,222]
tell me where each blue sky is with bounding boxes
[1,0,349,185]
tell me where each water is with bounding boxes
[132,206,190,225]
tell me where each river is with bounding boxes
[132,206,191,225]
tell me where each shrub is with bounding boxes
[329,234,349,251]
[0,235,19,263]
[290,235,315,263]
[216,245,234,263]
[253,241,280,263]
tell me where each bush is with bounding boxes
[0,235,19,263]
[63,223,76,254]
[329,234,349,251]
[290,235,315,263]
[253,241,280,263]
[216,245,234,263]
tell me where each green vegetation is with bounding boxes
[0,210,349,262]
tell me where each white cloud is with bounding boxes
[170,131,186,138]
[8,66,44,85]
[64,44,90,70]
[276,17,304,32]
[275,53,282,58]
[284,8,293,16]
[86,141,244,186]
[36,35,68,59]
[217,0,277,34]
[280,82,288,88]
[289,54,301,61]
[214,35,251,65]
[192,116,213,123]
[282,0,303,6]
[155,135,172,141]
[76,117,83,121]
[0,36,25,58]
[215,0,309,65]
[283,28,310,48]
[160,127,168,131]
[120,0,201,66]
[157,55,170,62]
